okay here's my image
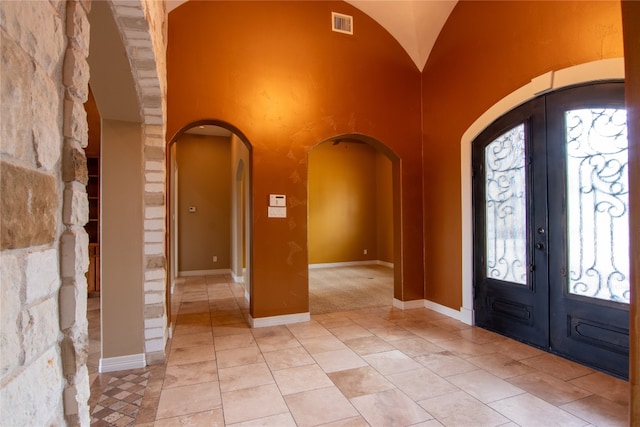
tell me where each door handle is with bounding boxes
[535,242,545,250]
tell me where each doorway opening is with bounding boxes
[168,121,253,328]
[308,134,400,314]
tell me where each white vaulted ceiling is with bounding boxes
[165,0,457,71]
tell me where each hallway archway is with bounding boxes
[168,120,254,327]
[308,133,401,313]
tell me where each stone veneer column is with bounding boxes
[109,0,168,364]
[60,1,92,424]
[0,0,91,424]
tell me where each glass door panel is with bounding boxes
[485,124,528,285]
[565,108,630,303]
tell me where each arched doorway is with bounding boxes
[308,134,401,314]
[167,121,253,328]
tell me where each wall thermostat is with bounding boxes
[269,194,286,207]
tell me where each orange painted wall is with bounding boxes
[421,1,624,309]
[168,1,423,317]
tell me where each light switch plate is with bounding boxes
[268,206,286,218]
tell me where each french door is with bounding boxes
[473,82,629,379]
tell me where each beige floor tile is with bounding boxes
[163,360,218,389]
[329,325,374,341]
[350,388,433,426]
[434,338,497,359]
[489,393,588,426]
[216,345,264,369]
[362,350,422,375]
[155,381,221,420]
[153,408,224,426]
[368,326,416,342]
[313,348,368,373]
[262,346,316,371]
[213,330,256,351]
[221,383,289,425]
[316,416,370,426]
[168,344,216,366]
[286,321,332,339]
[417,390,509,427]
[317,317,358,329]
[251,325,290,338]
[560,394,629,427]
[285,386,358,426]
[568,371,629,405]
[212,322,251,337]
[447,369,525,403]
[428,317,472,332]
[175,312,212,325]
[520,353,594,381]
[218,362,274,392]
[452,327,504,344]
[412,326,460,342]
[414,351,479,377]
[491,337,546,360]
[253,329,301,352]
[507,371,593,406]
[391,337,444,357]
[467,352,536,379]
[328,366,395,399]
[227,412,297,426]
[409,420,448,427]
[351,315,397,330]
[387,367,459,401]
[212,312,246,326]
[170,330,214,349]
[173,322,215,336]
[300,335,348,354]
[343,335,396,356]
[272,363,334,395]
[90,271,629,427]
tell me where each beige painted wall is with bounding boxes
[101,119,144,358]
[308,142,392,264]
[231,134,251,282]
[177,134,231,272]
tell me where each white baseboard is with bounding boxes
[249,312,310,328]
[376,260,394,268]
[309,260,393,269]
[458,306,474,325]
[179,268,230,277]
[391,298,474,326]
[424,299,473,325]
[393,298,425,310]
[232,271,244,283]
[99,353,146,373]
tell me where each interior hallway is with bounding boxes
[88,270,629,426]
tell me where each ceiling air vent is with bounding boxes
[332,12,353,35]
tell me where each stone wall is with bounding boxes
[0,0,90,425]
[0,0,167,424]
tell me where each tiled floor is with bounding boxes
[89,273,629,426]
